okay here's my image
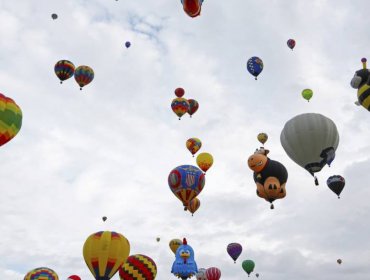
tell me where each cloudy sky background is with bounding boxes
[1,0,370,279]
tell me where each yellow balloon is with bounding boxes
[169,238,182,254]
[257,133,268,145]
[196,152,214,173]
[83,231,130,280]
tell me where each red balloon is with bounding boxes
[67,276,81,280]
[287,39,296,50]
[206,267,221,280]
[175,87,185,97]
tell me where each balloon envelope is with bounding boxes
[227,243,243,262]
[169,239,182,254]
[188,198,201,215]
[67,276,81,280]
[196,152,214,173]
[302,89,313,101]
[247,57,263,79]
[175,87,185,97]
[287,39,296,49]
[125,41,131,48]
[187,99,199,116]
[51,13,58,20]
[257,133,268,145]
[205,267,221,280]
[24,267,58,280]
[327,175,345,198]
[83,231,130,280]
[196,268,207,280]
[182,0,203,17]
[54,60,75,83]
[337,259,342,264]
[242,260,255,276]
[186,138,202,156]
[0,93,22,147]
[119,254,157,280]
[171,97,190,119]
[74,65,94,89]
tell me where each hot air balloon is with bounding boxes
[125,41,131,48]
[256,273,260,278]
[119,254,157,280]
[227,243,243,263]
[186,138,202,157]
[280,113,339,185]
[287,39,296,50]
[171,97,190,120]
[350,58,370,111]
[168,165,205,210]
[54,60,75,84]
[205,267,221,280]
[175,87,185,98]
[195,268,207,280]
[242,260,255,277]
[0,93,22,147]
[156,237,160,242]
[188,198,200,216]
[248,148,288,209]
[327,175,345,198]
[257,133,268,145]
[247,57,263,80]
[102,216,107,222]
[171,238,198,279]
[337,259,342,265]
[74,65,94,90]
[83,231,130,280]
[187,99,199,117]
[24,267,58,280]
[181,0,204,18]
[67,276,81,280]
[170,239,183,254]
[196,152,213,173]
[51,13,58,20]
[302,89,313,102]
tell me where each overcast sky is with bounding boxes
[1,0,370,279]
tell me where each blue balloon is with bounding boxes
[171,238,198,279]
[247,56,263,80]
[125,41,131,48]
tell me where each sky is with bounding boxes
[0,0,370,279]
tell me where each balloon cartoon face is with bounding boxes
[171,238,198,279]
[248,153,268,173]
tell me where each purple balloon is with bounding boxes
[227,243,242,263]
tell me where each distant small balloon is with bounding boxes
[337,259,342,265]
[51,13,58,20]
[67,276,81,280]
[102,216,107,222]
[175,87,185,97]
[287,39,296,50]
[302,89,313,102]
[257,133,268,145]
[125,41,131,48]
[187,99,199,117]
[256,273,260,278]
[156,237,160,242]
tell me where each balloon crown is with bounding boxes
[183,238,187,245]
[362,57,367,69]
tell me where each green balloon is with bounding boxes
[302,89,313,101]
[242,260,255,276]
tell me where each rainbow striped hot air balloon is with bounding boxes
[119,254,157,280]
[54,60,75,84]
[74,65,94,90]
[24,267,58,280]
[171,97,190,120]
[0,93,22,147]
[83,231,130,280]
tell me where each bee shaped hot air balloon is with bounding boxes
[287,39,296,50]
[205,267,221,280]
[181,0,204,18]
[168,165,205,210]
[327,175,345,199]
[248,148,288,209]
[83,231,130,280]
[257,132,268,146]
[170,239,183,254]
[119,254,157,280]
[247,56,263,80]
[171,238,198,280]
[67,276,81,280]
[186,138,202,157]
[195,268,207,280]
[280,113,339,185]
[302,89,313,102]
[74,65,94,90]
[242,260,255,277]
[196,152,214,173]
[187,99,199,117]
[0,93,22,147]
[54,60,75,84]
[350,58,370,111]
[24,267,58,280]
[227,243,243,263]
[188,197,200,216]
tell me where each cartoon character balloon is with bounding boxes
[181,0,204,18]
[302,89,313,102]
[54,60,75,84]
[287,39,296,50]
[248,148,288,209]
[196,152,214,173]
[168,165,205,210]
[24,267,58,280]
[205,267,221,280]
[171,97,190,120]
[195,268,207,280]
[188,198,200,216]
[242,260,255,277]
[67,276,81,280]
[186,138,202,157]
[83,231,130,280]
[350,58,370,111]
[327,175,345,198]
[170,239,183,254]
[280,113,339,185]
[74,65,94,90]
[119,254,157,280]
[187,99,199,117]
[227,243,243,263]
[171,238,198,280]
[247,56,263,80]
[0,93,22,147]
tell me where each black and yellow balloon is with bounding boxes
[350,58,370,111]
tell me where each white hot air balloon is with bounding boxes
[196,268,208,280]
[280,113,339,185]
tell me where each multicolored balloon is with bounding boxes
[119,254,157,280]
[83,231,130,280]
[186,138,202,157]
[188,198,200,216]
[54,60,75,84]
[181,0,204,18]
[227,243,243,263]
[175,87,185,98]
[168,165,205,209]
[187,99,199,117]
[171,97,190,120]
[24,267,58,280]
[196,152,214,173]
[257,133,268,145]
[327,175,345,198]
[302,89,313,102]
[247,56,263,80]
[205,267,221,280]
[169,238,182,254]
[74,65,94,90]
[67,276,81,280]
[242,260,255,277]
[195,268,207,280]
[0,93,22,147]
[287,39,296,50]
